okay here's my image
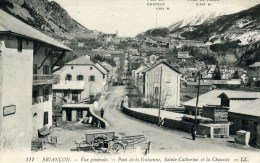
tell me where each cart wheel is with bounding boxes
[111,142,125,154]
[92,136,106,151]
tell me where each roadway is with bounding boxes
[99,86,259,156]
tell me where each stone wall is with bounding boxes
[122,105,225,138]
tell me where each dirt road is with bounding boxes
[99,86,259,155]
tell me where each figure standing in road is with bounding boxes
[100,108,104,118]
[191,125,196,141]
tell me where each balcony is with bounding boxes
[33,74,60,85]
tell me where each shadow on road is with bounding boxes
[71,146,93,152]
[182,137,193,140]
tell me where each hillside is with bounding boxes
[177,4,260,67]
[0,0,91,40]
[168,6,241,32]
[138,4,260,67]
[177,5,260,43]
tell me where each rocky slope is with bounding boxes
[168,7,240,32]
[0,0,91,40]
[177,4,260,45]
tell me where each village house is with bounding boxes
[100,62,115,84]
[183,90,260,145]
[0,9,72,151]
[183,90,260,115]
[179,40,205,47]
[201,65,216,79]
[217,91,260,111]
[177,51,192,62]
[183,89,223,115]
[184,81,213,92]
[53,55,108,103]
[133,63,149,88]
[228,99,260,147]
[141,61,182,108]
[138,38,168,53]
[249,62,260,81]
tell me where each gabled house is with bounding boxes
[0,9,72,150]
[133,63,149,88]
[101,62,115,84]
[53,55,108,103]
[141,61,182,108]
[228,99,260,147]
[217,91,260,111]
[249,62,260,81]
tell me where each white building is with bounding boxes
[142,61,182,108]
[0,9,71,151]
[53,55,108,103]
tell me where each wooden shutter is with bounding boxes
[43,112,48,125]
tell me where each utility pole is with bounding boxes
[194,71,201,133]
[158,66,162,124]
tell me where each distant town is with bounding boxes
[0,2,260,161]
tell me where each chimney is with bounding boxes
[85,55,90,60]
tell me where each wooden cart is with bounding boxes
[75,130,146,153]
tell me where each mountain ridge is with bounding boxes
[0,0,91,40]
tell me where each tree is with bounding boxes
[232,70,240,79]
[212,64,222,80]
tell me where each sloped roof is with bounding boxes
[249,62,260,67]
[65,56,107,75]
[66,56,94,65]
[218,91,260,100]
[135,65,148,75]
[95,62,108,74]
[0,9,72,51]
[183,89,224,108]
[101,62,113,71]
[53,81,85,90]
[142,61,182,74]
[229,99,260,117]
[226,80,241,85]
[185,81,213,86]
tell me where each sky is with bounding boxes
[51,0,260,37]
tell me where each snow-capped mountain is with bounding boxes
[168,7,244,32]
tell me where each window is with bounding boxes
[65,74,72,81]
[33,64,38,74]
[71,66,73,69]
[89,75,95,81]
[154,87,159,97]
[43,112,48,126]
[77,75,84,81]
[53,92,56,103]
[43,65,49,74]
[77,110,83,119]
[90,67,93,70]
[17,38,22,52]
[32,89,40,104]
[63,91,68,97]
[72,91,79,101]
[43,88,49,102]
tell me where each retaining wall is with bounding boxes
[122,106,211,136]
[89,106,109,128]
